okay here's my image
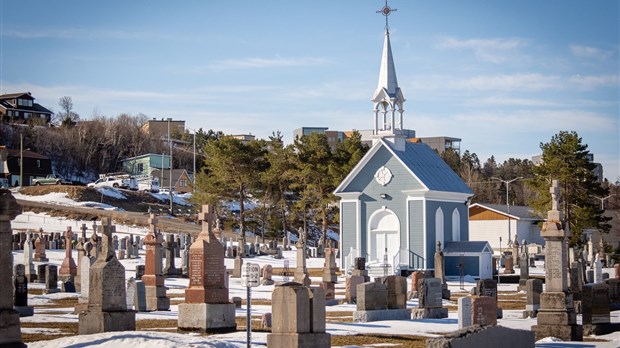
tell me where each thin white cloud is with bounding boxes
[436,37,528,63]
[464,96,562,107]
[2,28,191,42]
[463,97,618,108]
[207,57,329,70]
[411,73,562,91]
[570,74,619,90]
[569,45,612,60]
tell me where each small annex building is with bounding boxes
[443,241,493,279]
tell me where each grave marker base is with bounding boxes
[78,310,136,334]
[352,309,410,322]
[410,307,449,319]
[531,323,582,342]
[177,303,236,333]
[583,322,620,336]
[267,332,331,348]
[14,306,34,317]
[0,309,25,348]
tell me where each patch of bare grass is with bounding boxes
[332,334,428,348]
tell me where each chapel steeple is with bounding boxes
[372,1,406,139]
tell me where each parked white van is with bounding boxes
[137,176,160,193]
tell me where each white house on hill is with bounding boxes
[468,203,544,252]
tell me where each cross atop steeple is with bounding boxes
[376,0,397,31]
[372,0,406,143]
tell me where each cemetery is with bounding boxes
[0,188,617,348]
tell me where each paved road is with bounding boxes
[16,198,201,234]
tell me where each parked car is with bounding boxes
[32,174,71,186]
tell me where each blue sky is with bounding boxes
[2,1,619,181]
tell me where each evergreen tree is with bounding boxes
[333,131,369,186]
[440,148,461,173]
[527,131,610,245]
[293,132,335,247]
[192,136,267,250]
[262,133,297,240]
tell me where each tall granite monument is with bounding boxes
[142,213,170,311]
[531,180,582,341]
[178,205,236,333]
[78,217,136,334]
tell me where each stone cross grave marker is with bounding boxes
[23,233,36,282]
[59,226,77,281]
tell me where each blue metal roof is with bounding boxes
[387,140,473,194]
[443,241,491,253]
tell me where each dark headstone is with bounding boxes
[14,264,28,307]
[62,281,76,293]
[45,264,59,293]
[135,265,145,280]
[476,279,497,301]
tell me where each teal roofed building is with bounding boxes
[334,6,474,274]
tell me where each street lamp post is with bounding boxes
[592,194,615,211]
[492,176,523,245]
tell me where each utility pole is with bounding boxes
[168,119,173,215]
[19,132,23,187]
[193,130,196,193]
[492,176,523,244]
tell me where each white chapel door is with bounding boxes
[369,209,400,266]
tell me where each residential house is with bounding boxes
[0,92,53,124]
[151,168,192,193]
[0,147,52,186]
[121,154,171,177]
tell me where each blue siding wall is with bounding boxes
[426,200,469,269]
[445,255,479,277]
[408,200,425,269]
[340,201,357,263]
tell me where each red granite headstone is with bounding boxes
[411,271,425,292]
[33,228,48,262]
[142,214,164,287]
[184,205,228,304]
[471,296,497,326]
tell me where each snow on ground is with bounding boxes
[12,190,122,211]
[8,191,620,347]
[28,331,241,348]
